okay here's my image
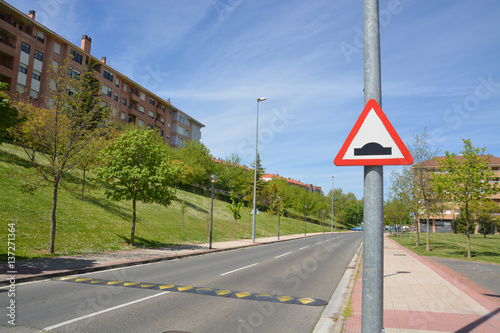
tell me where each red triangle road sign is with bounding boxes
[334,99,413,166]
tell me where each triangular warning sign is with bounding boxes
[334,99,413,166]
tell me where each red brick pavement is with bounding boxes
[342,237,500,333]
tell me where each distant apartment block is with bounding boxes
[0,1,204,147]
[261,174,322,193]
[416,155,500,233]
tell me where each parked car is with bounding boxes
[351,226,363,231]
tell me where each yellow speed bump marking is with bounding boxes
[158,285,175,290]
[74,278,92,283]
[296,298,315,305]
[277,296,294,302]
[215,290,232,296]
[53,277,327,306]
[235,292,252,298]
[107,281,123,285]
[141,284,157,288]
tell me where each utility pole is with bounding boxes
[362,0,384,332]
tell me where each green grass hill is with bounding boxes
[1,143,334,260]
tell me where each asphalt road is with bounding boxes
[431,257,500,295]
[1,233,362,333]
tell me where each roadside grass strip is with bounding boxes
[53,276,328,306]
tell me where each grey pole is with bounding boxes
[252,97,266,242]
[362,0,384,332]
[331,176,335,232]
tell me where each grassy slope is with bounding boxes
[389,233,500,264]
[0,143,329,260]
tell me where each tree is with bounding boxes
[11,60,113,254]
[433,139,499,258]
[409,128,440,250]
[246,153,266,202]
[0,82,25,143]
[470,199,499,238]
[175,140,215,186]
[227,190,243,237]
[95,128,182,246]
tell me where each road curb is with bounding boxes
[313,241,363,333]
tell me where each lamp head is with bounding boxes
[257,97,267,102]
[210,174,218,183]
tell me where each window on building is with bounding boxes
[160,117,164,124]
[103,70,113,82]
[122,98,127,106]
[21,42,30,53]
[18,64,27,74]
[166,135,170,140]
[70,49,83,64]
[34,50,43,61]
[123,83,128,92]
[138,106,145,114]
[30,89,38,100]
[37,31,45,43]
[101,85,112,97]
[68,67,80,80]
[147,124,153,129]
[137,119,144,127]
[53,42,61,54]
[140,92,145,100]
[16,84,25,93]
[120,112,126,120]
[115,78,120,87]
[32,70,41,81]
[149,98,155,106]
[159,130,164,137]
[148,110,154,119]
[114,93,118,102]
[51,60,59,71]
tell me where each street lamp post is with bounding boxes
[331,176,335,233]
[209,174,218,249]
[277,196,282,240]
[304,205,308,236]
[252,97,266,243]
[322,210,325,234]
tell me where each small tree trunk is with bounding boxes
[466,201,471,258]
[80,169,86,201]
[415,216,420,246]
[49,180,60,254]
[426,202,431,252]
[130,197,136,246]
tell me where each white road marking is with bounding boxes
[274,252,292,259]
[43,292,169,331]
[220,263,258,276]
[299,246,309,250]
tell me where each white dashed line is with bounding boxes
[43,292,169,331]
[299,246,309,250]
[274,252,292,259]
[220,263,258,276]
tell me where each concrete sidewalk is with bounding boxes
[0,232,326,286]
[342,235,500,333]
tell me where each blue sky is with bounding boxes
[11,0,500,198]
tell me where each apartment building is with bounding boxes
[261,174,322,193]
[0,1,204,147]
[416,155,500,233]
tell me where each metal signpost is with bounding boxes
[334,1,413,332]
